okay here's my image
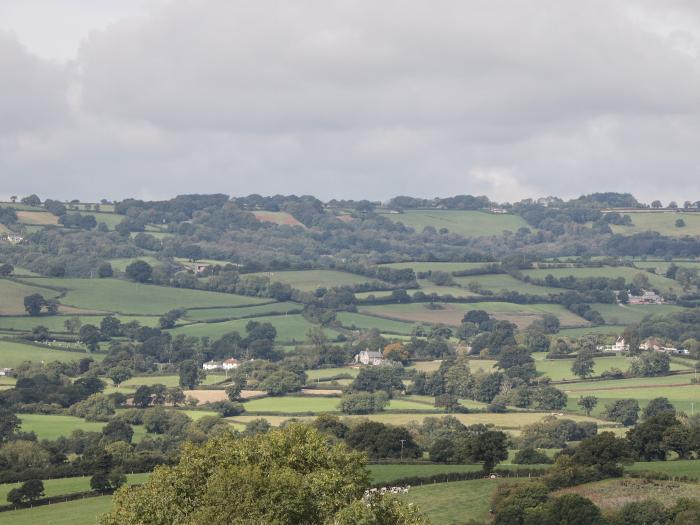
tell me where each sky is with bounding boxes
[2,1,700,203]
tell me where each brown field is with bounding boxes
[184,389,266,405]
[252,211,306,228]
[16,211,59,225]
[300,388,343,396]
[555,478,700,510]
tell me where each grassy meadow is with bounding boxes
[610,211,700,237]
[591,303,689,325]
[380,210,530,237]
[0,340,101,368]
[170,313,338,342]
[184,302,299,321]
[452,273,560,296]
[17,278,266,315]
[359,301,588,329]
[0,495,113,525]
[0,279,61,316]
[380,262,498,272]
[0,314,161,333]
[521,266,680,294]
[244,269,383,292]
[18,414,145,441]
[336,312,417,334]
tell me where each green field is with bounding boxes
[0,279,61,316]
[610,211,700,237]
[336,312,417,334]
[628,459,700,478]
[359,302,588,330]
[18,414,145,441]
[401,478,528,524]
[0,473,150,504]
[17,278,267,315]
[369,463,482,484]
[184,302,300,321]
[452,273,560,296]
[306,367,359,380]
[0,314,161,333]
[380,262,498,273]
[561,374,700,415]
[558,325,626,338]
[170,314,338,343]
[533,354,690,381]
[107,256,161,272]
[590,303,688,325]
[635,259,700,274]
[415,281,479,298]
[118,374,226,388]
[0,495,113,525]
[381,210,531,237]
[241,395,433,414]
[244,270,382,292]
[0,340,101,368]
[521,266,680,294]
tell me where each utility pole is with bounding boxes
[400,439,406,462]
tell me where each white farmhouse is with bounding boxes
[355,350,385,366]
[222,358,240,370]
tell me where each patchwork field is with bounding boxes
[19,413,146,441]
[245,269,382,292]
[358,302,588,329]
[0,339,102,368]
[414,281,479,298]
[1,495,113,525]
[184,302,300,321]
[533,354,686,381]
[400,478,528,524]
[591,303,688,325]
[380,262,498,273]
[169,313,338,342]
[252,210,306,228]
[380,210,531,237]
[15,210,59,225]
[0,314,161,333]
[0,279,61,315]
[305,367,360,380]
[521,266,680,294]
[452,273,560,296]
[336,312,417,334]
[610,211,700,237]
[17,278,266,315]
[118,374,226,388]
[0,473,150,503]
[561,374,700,415]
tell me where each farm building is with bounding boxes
[202,360,222,371]
[0,367,12,376]
[355,350,385,366]
[222,358,240,370]
[628,290,664,305]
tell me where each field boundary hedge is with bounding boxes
[370,467,547,488]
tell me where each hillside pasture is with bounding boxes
[244,269,383,292]
[561,375,700,415]
[306,367,359,381]
[628,459,700,479]
[610,211,700,237]
[591,303,688,325]
[15,210,59,225]
[636,259,700,274]
[169,314,338,342]
[0,314,161,333]
[336,312,417,334]
[0,339,102,368]
[19,278,267,315]
[184,302,300,321]
[558,325,626,338]
[252,210,306,227]
[19,413,145,441]
[0,495,113,525]
[452,273,560,296]
[0,279,61,315]
[380,210,531,237]
[118,374,227,388]
[533,354,678,381]
[414,281,479,298]
[358,302,588,329]
[380,262,498,273]
[521,266,681,294]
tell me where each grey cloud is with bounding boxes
[2,0,700,203]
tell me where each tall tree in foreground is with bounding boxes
[101,424,428,525]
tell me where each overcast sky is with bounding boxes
[2,0,700,203]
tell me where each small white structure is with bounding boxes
[640,337,664,352]
[222,358,240,370]
[202,360,222,371]
[355,350,385,366]
[0,368,13,376]
[612,337,629,353]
